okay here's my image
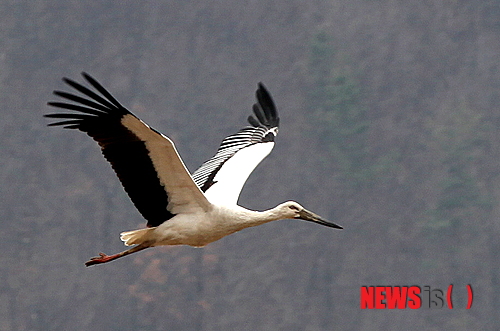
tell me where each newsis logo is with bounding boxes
[360,285,473,309]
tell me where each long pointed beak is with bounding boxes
[298,209,343,229]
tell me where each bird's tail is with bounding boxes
[120,228,155,246]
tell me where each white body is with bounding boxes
[46,74,341,266]
[121,204,285,247]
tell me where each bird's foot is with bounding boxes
[85,252,117,267]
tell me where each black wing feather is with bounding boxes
[192,82,279,192]
[252,104,267,126]
[256,83,278,123]
[61,77,120,111]
[47,102,106,116]
[247,115,260,127]
[82,72,126,109]
[45,73,174,227]
[52,91,111,113]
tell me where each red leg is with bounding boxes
[85,252,122,266]
[85,244,150,267]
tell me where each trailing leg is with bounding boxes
[85,243,151,267]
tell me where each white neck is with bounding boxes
[220,203,291,230]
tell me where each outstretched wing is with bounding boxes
[45,73,210,227]
[191,83,279,206]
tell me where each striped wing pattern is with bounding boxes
[192,83,279,195]
[46,74,279,223]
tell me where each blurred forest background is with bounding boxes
[1,0,500,330]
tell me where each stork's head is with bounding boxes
[279,201,343,229]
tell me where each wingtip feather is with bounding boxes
[252,82,279,128]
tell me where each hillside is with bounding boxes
[1,1,498,329]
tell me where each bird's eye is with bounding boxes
[289,205,299,211]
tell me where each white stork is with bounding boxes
[45,73,343,267]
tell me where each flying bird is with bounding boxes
[45,73,343,267]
